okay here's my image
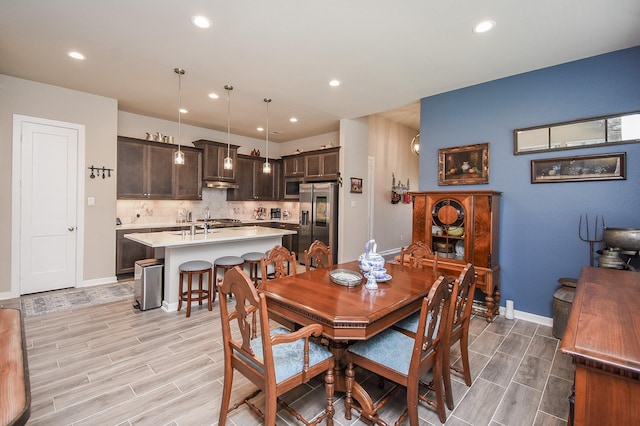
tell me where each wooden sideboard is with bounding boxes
[560,266,640,426]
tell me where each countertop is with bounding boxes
[116,219,299,231]
[124,225,296,248]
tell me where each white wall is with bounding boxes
[368,115,418,254]
[0,74,118,295]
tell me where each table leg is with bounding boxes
[328,340,377,421]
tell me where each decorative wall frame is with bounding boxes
[531,152,626,183]
[438,143,489,186]
[350,177,363,193]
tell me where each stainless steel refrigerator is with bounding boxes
[298,182,338,265]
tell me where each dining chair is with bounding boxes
[442,263,476,409]
[304,240,333,272]
[393,263,476,410]
[397,240,438,272]
[344,275,456,424]
[217,266,335,426]
[260,245,297,282]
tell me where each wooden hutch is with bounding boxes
[410,190,502,321]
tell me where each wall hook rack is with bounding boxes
[88,165,114,179]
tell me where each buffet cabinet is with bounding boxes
[560,267,640,426]
[411,190,502,321]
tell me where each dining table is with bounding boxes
[259,260,440,421]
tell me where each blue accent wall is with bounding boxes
[419,46,640,317]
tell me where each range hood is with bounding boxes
[204,180,239,189]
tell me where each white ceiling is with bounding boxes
[1,1,638,142]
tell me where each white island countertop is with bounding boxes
[124,225,296,248]
[125,225,296,312]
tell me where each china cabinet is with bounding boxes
[410,190,502,321]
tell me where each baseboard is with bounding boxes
[0,290,20,301]
[499,305,553,327]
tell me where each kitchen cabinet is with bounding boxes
[283,155,305,177]
[116,226,185,276]
[116,228,153,276]
[192,139,238,183]
[117,136,202,200]
[411,190,502,321]
[174,148,202,199]
[304,147,340,181]
[272,222,299,254]
[227,155,281,201]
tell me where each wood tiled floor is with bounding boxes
[3,287,574,425]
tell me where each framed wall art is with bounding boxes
[531,152,626,183]
[350,177,363,193]
[438,142,489,186]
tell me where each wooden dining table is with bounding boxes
[259,260,439,420]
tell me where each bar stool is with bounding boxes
[242,252,264,286]
[214,256,245,289]
[178,260,213,318]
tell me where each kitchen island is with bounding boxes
[125,226,296,311]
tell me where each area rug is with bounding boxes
[21,282,134,318]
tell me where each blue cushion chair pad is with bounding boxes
[247,327,333,384]
[347,329,416,376]
[242,252,265,262]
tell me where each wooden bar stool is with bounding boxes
[214,256,244,290]
[241,252,264,286]
[178,260,213,318]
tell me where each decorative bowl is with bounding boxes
[447,226,464,237]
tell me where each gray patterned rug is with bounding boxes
[21,282,134,318]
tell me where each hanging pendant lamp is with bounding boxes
[262,98,272,174]
[174,68,186,165]
[410,133,420,156]
[223,85,234,170]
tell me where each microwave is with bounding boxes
[284,177,303,199]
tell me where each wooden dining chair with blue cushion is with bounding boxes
[304,240,333,272]
[442,263,476,410]
[397,240,438,272]
[393,263,476,411]
[260,245,297,281]
[344,275,456,424]
[218,266,335,426]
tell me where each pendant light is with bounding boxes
[174,67,186,165]
[223,85,234,170]
[262,97,272,174]
[410,133,420,156]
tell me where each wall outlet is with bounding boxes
[87,196,95,206]
[400,234,403,241]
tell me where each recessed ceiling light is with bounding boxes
[179,108,188,114]
[473,20,496,33]
[208,92,219,99]
[191,15,212,29]
[68,51,85,60]
[289,117,298,123]
[257,127,264,132]
[329,79,341,87]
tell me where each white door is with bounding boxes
[17,117,81,294]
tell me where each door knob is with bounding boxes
[68,226,75,231]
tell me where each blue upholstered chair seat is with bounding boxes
[347,328,434,376]
[239,327,333,384]
[394,312,440,338]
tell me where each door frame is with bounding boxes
[11,114,85,297]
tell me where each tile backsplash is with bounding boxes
[116,188,299,225]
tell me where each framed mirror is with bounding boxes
[514,111,640,154]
